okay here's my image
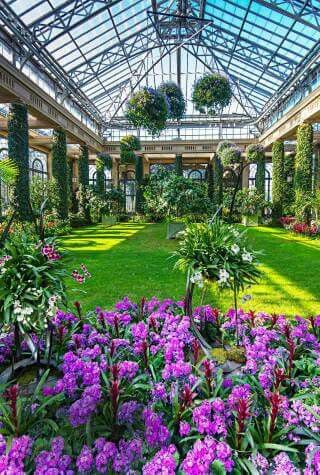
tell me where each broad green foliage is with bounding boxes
[7,102,31,221]
[0,232,66,331]
[175,154,183,176]
[158,81,186,120]
[247,144,265,198]
[126,87,169,135]
[143,167,211,220]
[52,129,68,220]
[174,220,261,293]
[294,124,313,220]
[0,158,18,185]
[135,154,144,213]
[120,135,141,164]
[192,74,232,115]
[272,141,285,219]
[30,177,60,213]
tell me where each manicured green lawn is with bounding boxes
[61,223,320,316]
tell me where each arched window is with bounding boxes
[120,171,135,213]
[187,169,203,182]
[29,152,48,180]
[89,169,112,191]
[249,163,272,201]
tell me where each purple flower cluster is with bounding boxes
[41,243,61,260]
[0,434,32,474]
[142,445,177,475]
[181,436,234,474]
[192,399,228,438]
[35,437,73,474]
[94,437,142,473]
[143,408,170,448]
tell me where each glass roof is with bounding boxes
[2,0,320,128]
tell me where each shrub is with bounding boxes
[135,154,144,213]
[158,81,186,120]
[192,73,232,115]
[126,87,169,135]
[272,141,285,219]
[52,129,68,220]
[236,188,266,216]
[294,123,313,221]
[7,102,31,221]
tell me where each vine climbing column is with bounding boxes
[52,129,68,220]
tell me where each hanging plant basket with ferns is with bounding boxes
[120,135,141,165]
[158,82,186,121]
[125,87,169,136]
[192,73,232,115]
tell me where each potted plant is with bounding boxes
[238,188,265,226]
[101,188,125,226]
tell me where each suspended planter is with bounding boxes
[158,81,186,121]
[217,141,241,167]
[125,87,169,136]
[192,73,232,115]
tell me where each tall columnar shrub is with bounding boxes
[52,129,68,220]
[135,154,144,213]
[207,162,214,202]
[96,153,112,196]
[78,145,89,189]
[283,153,295,213]
[247,144,265,198]
[272,141,285,219]
[175,154,183,176]
[213,154,223,210]
[7,101,31,221]
[78,145,90,222]
[294,123,313,201]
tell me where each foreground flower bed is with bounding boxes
[0,297,319,474]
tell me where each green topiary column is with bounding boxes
[247,144,265,197]
[175,154,183,176]
[283,153,295,213]
[135,154,144,213]
[207,161,214,202]
[272,141,285,219]
[52,129,68,220]
[212,154,223,210]
[294,123,313,200]
[78,145,90,222]
[7,101,31,221]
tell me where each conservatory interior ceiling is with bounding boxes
[0,0,320,141]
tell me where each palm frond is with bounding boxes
[0,159,18,185]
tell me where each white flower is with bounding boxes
[218,269,230,285]
[190,271,204,288]
[242,251,253,263]
[231,244,240,255]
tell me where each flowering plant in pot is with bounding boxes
[125,87,169,136]
[237,188,266,226]
[174,219,261,346]
[192,73,232,115]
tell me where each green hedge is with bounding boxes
[52,129,68,220]
[7,102,31,221]
[272,141,285,219]
[294,123,313,200]
[175,154,183,176]
[135,154,144,213]
[78,145,89,188]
